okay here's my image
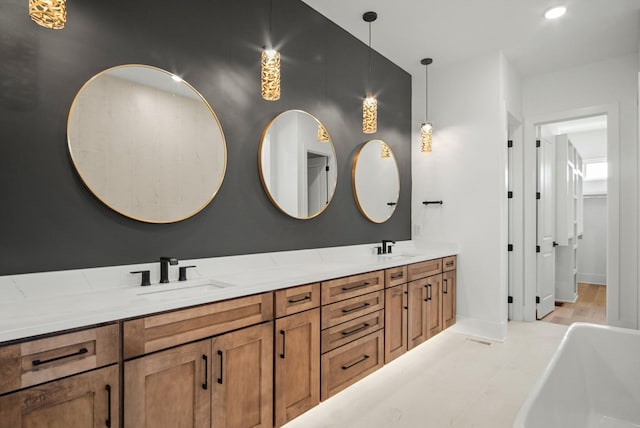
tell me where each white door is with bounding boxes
[307,155,328,215]
[536,134,556,318]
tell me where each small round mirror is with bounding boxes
[259,110,338,219]
[352,139,400,223]
[67,64,227,223]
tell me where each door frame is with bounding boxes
[522,103,619,322]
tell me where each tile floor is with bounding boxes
[284,321,568,428]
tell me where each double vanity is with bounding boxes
[0,242,457,427]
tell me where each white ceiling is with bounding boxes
[301,0,640,78]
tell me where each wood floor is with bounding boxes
[540,283,606,325]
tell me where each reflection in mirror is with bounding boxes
[352,139,400,223]
[259,110,338,219]
[67,65,227,223]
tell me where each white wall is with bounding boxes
[523,53,639,328]
[412,52,509,340]
[578,196,607,285]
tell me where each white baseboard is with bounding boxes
[576,273,606,285]
[449,316,508,342]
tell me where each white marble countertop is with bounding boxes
[0,241,457,344]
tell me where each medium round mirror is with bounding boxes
[259,110,338,219]
[352,139,400,223]
[67,64,227,223]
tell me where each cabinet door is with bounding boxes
[426,273,443,338]
[275,309,320,427]
[0,365,119,428]
[407,278,428,350]
[384,284,407,363]
[212,322,273,428]
[443,270,457,329]
[124,340,211,428]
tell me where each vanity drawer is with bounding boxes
[0,324,119,395]
[443,256,457,272]
[321,290,384,330]
[123,292,273,359]
[385,266,408,288]
[275,283,320,318]
[321,310,384,353]
[321,330,384,400]
[408,259,442,281]
[321,270,384,305]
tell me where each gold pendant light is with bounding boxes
[29,0,66,29]
[381,142,391,158]
[362,11,378,134]
[420,58,433,152]
[261,0,281,101]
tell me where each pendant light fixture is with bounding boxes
[420,58,433,153]
[362,11,378,134]
[261,0,281,101]
[29,0,66,29]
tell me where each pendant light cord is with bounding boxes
[425,65,428,120]
[269,0,273,46]
[368,22,372,96]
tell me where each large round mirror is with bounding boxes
[259,110,338,219]
[352,139,400,223]
[67,64,227,223]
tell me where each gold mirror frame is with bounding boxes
[258,110,338,220]
[352,139,400,223]
[67,64,227,223]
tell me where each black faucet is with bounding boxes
[159,257,178,283]
[379,240,396,255]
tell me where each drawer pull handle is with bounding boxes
[390,273,404,279]
[217,350,223,384]
[443,279,448,294]
[288,294,311,304]
[342,281,370,291]
[105,384,112,428]
[341,302,370,314]
[446,261,454,267]
[202,355,208,390]
[342,354,370,370]
[280,330,286,359]
[32,347,88,366]
[341,323,370,336]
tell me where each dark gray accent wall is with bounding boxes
[0,0,411,275]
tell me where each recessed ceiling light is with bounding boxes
[545,6,567,19]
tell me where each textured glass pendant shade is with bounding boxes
[317,124,329,142]
[261,49,281,101]
[362,96,377,134]
[421,122,433,153]
[381,142,391,158]
[29,0,66,29]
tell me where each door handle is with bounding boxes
[217,350,223,384]
[105,384,112,428]
[280,330,286,359]
[202,355,208,390]
[553,241,559,247]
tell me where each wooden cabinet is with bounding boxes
[275,309,320,427]
[0,364,119,428]
[407,278,429,350]
[0,324,120,428]
[0,324,119,395]
[275,283,320,318]
[321,330,384,400]
[384,284,407,363]
[443,270,457,329]
[320,271,385,401]
[125,340,211,428]
[212,322,273,428]
[123,292,273,359]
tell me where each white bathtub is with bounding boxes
[514,322,640,428]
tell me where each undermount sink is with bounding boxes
[378,253,418,260]
[128,278,236,298]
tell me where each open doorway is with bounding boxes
[537,115,608,325]
[531,115,608,324]
[521,103,618,324]
[307,152,330,215]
